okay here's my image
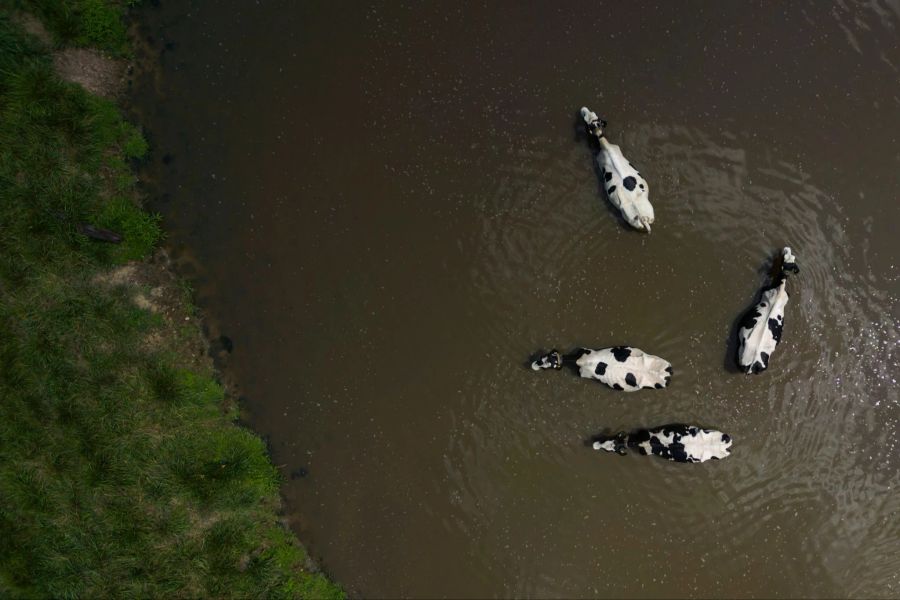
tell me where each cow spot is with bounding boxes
[740,309,762,330]
[665,365,673,374]
[639,183,645,190]
[654,383,663,389]
[669,444,689,463]
[767,317,784,342]
[594,362,607,376]
[721,434,731,443]
[654,448,672,460]
[632,430,651,444]
[611,346,632,362]
[612,383,624,391]
[607,185,617,195]
[623,176,637,191]
[625,373,637,387]
[663,425,685,438]
[604,171,612,182]
[761,352,770,367]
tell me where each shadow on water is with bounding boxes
[521,352,543,371]
[723,304,751,374]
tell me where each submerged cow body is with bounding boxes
[593,424,732,463]
[736,247,800,374]
[580,106,654,232]
[531,347,672,391]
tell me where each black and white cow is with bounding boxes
[592,424,732,463]
[531,347,672,391]
[580,106,654,232]
[736,247,800,374]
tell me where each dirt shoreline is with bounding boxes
[19,7,239,410]
[122,7,339,585]
[122,9,243,450]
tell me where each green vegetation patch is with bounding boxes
[0,9,342,599]
[11,0,135,55]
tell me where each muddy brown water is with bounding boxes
[131,1,900,597]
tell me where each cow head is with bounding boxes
[531,350,562,371]
[592,431,628,455]
[782,246,799,274]
[580,106,607,138]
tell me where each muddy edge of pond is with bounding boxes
[123,12,336,580]
[121,17,237,428]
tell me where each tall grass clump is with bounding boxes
[0,9,342,599]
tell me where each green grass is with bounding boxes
[0,8,343,599]
[10,0,137,55]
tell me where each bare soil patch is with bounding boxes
[53,48,125,98]
[94,250,211,371]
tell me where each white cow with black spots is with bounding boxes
[531,346,672,391]
[593,424,732,463]
[737,247,800,374]
[580,106,654,232]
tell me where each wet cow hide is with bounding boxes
[736,247,799,374]
[580,106,654,232]
[531,346,672,391]
[593,424,733,463]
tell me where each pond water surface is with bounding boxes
[132,2,899,597]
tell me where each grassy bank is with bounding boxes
[0,4,342,598]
